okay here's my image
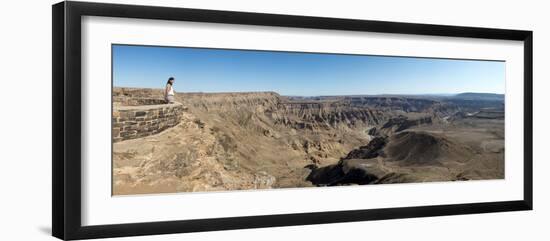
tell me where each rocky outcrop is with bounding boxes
[306,130,476,186]
[384,131,471,165]
[343,137,387,159]
[378,115,432,136]
[305,159,380,186]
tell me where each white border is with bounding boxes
[82,16,524,226]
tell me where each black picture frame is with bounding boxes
[52,1,533,240]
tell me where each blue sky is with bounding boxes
[112,44,505,96]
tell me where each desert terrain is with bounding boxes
[112,89,504,195]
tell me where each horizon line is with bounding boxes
[113,86,504,96]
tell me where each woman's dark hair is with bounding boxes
[166,77,174,85]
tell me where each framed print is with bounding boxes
[52,1,533,240]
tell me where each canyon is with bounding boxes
[112,88,504,195]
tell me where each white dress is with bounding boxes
[165,84,175,103]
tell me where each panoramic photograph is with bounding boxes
[111,44,505,195]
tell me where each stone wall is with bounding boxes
[113,102,185,142]
[112,87,185,142]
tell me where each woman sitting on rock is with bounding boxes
[164,77,175,103]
